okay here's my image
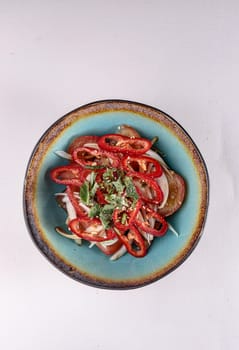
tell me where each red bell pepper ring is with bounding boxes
[135,208,168,237]
[121,155,163,178]
[95,189,108,205]
[116,226,147,257]
[69,217,113,242]
[112,200,142,231]
[129,172,164,204]
[50,165,83,186]
[66,186,89,218]
[98,134,152,155]
[72,147,120,168]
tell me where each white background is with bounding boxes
[1,1,239,349]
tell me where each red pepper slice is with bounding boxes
[66,186,89,218]
[98,134,152,155]
[72,147,120,168]
[116,226,147,257]
[135,207,168,236]
[112,200,142,231]
[69,217,113,242]
[129,172,164,204]
[121,155,163,178]
[50,165,83,186]
[113,208,133,231]
[95,189,108,205]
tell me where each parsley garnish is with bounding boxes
[123,176,139,200]
[79,169,139,229]
[80,181,90,205]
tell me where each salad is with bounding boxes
[50,125,186,260]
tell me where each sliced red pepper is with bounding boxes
[129,172,164,204]
[72,147,120,168]
[121,155,163,178]
[112,200,141,231]
[69,217,112,242]
[95,189,108,205]
[98,134,152,155]
[135,207,168,236]
[66,186,89,218]
[116,226,147,257]
[50,165,83,186]
[105,228,117,240]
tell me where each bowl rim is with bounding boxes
[23,99,209,289]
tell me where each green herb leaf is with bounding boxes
[99,204,115,229]
[112,178,125,194]
[101,204,115,214]
[89,203,101,218]
[80,181,90,205]
[104,193,128,209]
[123,176,139,200]
[103,168,115,181]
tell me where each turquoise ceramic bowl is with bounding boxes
[24,100,209,289]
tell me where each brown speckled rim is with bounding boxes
[23,99,209,289]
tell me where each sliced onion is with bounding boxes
[100,237,119,247]
[83,142,99,149]
[146,149,167,166]
[54,150,72,160]
[62,195,77,221]
[137,209,154,244]
[62,195,82,244]
[110,245,128,261]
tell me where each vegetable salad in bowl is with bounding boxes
[50,125,186,260]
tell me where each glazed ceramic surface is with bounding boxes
[24,100,209,289]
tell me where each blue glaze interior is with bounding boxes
[36,111,202,281]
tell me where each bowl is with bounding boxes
[23,100,209,289]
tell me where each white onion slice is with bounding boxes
[83,142,99,149]
[54,150,72,160]
[62,195,82,244]
[110,245,127,261]
[100,237,119,247]
[62,195,77,221]
[146,149,167,166]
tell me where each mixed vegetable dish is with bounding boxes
[50,125,186,260]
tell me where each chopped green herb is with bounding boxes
[99,204,115,229]
[80,181,90,205]
[101,204,115,214]
[104,193,128,209]
[123,176,139,200]
[103,168,115,181]
[89,203,101,218]
[112,178,125,194]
